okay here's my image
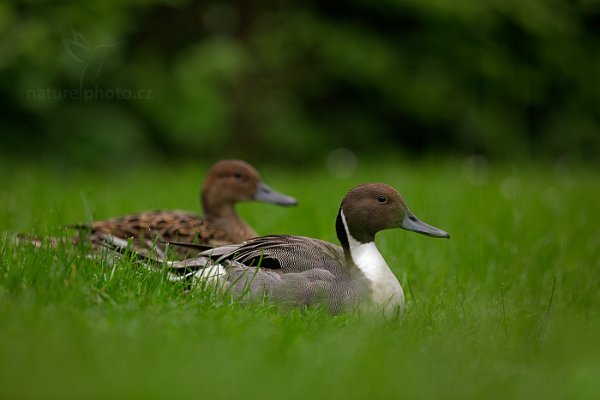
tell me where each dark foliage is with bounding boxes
[0,0,598,166]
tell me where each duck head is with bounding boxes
[201,160,298,217]
[336,183,449,247]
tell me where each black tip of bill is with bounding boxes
[401,211,450,239]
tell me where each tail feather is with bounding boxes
[15,232,223,286]
[15,233,77,248]
[95,233,214,280]
[164,241,215,252]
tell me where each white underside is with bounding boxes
[190,264,227,284]
[341,211,404,312]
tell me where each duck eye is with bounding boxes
[233,173,243,180]
[377,195,387,203]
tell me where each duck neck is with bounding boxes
[336,209,404,311]
[202,195,256,241]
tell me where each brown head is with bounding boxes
[336,183,449,247]
[201,160,298,218]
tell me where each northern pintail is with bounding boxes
[60,160,297,257]
[135,182,449,315]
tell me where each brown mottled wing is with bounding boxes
[71,210,231,258]
[90,211,228,244]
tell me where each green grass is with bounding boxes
[1,158,599,399]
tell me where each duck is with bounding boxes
[28,160,298,258]
[127,182,449,315]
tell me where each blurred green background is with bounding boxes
[1,0,599,168]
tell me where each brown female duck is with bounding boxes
[69,160,297,257]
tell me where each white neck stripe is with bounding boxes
[340,209,363,248]
[340,210,404,311]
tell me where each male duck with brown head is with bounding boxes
[149,183,449,316]
[74,160,297,257]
